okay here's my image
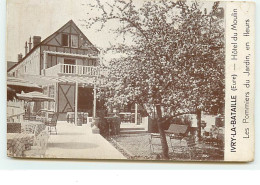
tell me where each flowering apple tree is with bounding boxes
[83,0,225,159]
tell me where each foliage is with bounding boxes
[83,0,225,159]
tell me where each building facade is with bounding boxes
[8,20,100,121]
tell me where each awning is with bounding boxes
[16,91,55,102]
[7,76,43,92]
[20,74,96,86]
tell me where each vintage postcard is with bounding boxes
[6,0,255,161]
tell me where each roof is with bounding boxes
[7,20,99,72]
[40,20,99,53]
[7,61,17,71]
[7,76,42,89]
[7,76,43,93]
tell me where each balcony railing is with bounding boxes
[45,64,100,76]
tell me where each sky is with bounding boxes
[6,0,121,62]
[6,0,221,63]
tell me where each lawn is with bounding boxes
[108,133,224,161]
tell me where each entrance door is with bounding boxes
[57,83,75,113]
[78,87,93,113]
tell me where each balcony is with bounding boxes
[44,64,100,77]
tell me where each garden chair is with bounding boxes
[77,113,85,125]
[21,124,37,134]
[83,113,88,124]
[184,136,209,160]
[149,133,161,154]
[21,124,38,149]
[217,133,224,150]
[35,110,47,122]
[68,113,75,124]
[23,111,30,120]
[23,131,49,158]
[165,124,188,155]
[183,136,197,160]
[44,113,58,135]
[168,134,186,154]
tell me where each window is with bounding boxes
[61,34,69,47]
[71,35,78,48]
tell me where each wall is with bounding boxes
[8,47,41,77]
[7,100,25,122]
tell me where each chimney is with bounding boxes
[28,37,32,51]
[33,36,41,48]
[18,53,23,62]
[25,41,28,55]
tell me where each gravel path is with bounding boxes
[109,133,224,161]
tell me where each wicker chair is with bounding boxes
[44,113,58,135]
[168,134,186,154]
[183,136,198,160]
[23,131,49,158]
[149,133,161,154]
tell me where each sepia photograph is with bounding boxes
[6,0,226,161]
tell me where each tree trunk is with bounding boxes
[155,105,169,160]
[196,109,202,140]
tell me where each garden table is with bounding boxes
[35,109,54,122]
[67,112,88,125]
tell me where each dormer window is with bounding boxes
[61,34,69,47]
[71,35,78,48]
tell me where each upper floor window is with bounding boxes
[61,34,69,47]
[71,35,78,48]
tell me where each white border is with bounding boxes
[0,0,259,170]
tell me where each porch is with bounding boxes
[42,50,100,77]
[44,63,99,77]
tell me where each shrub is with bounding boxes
[99,116,121,137]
